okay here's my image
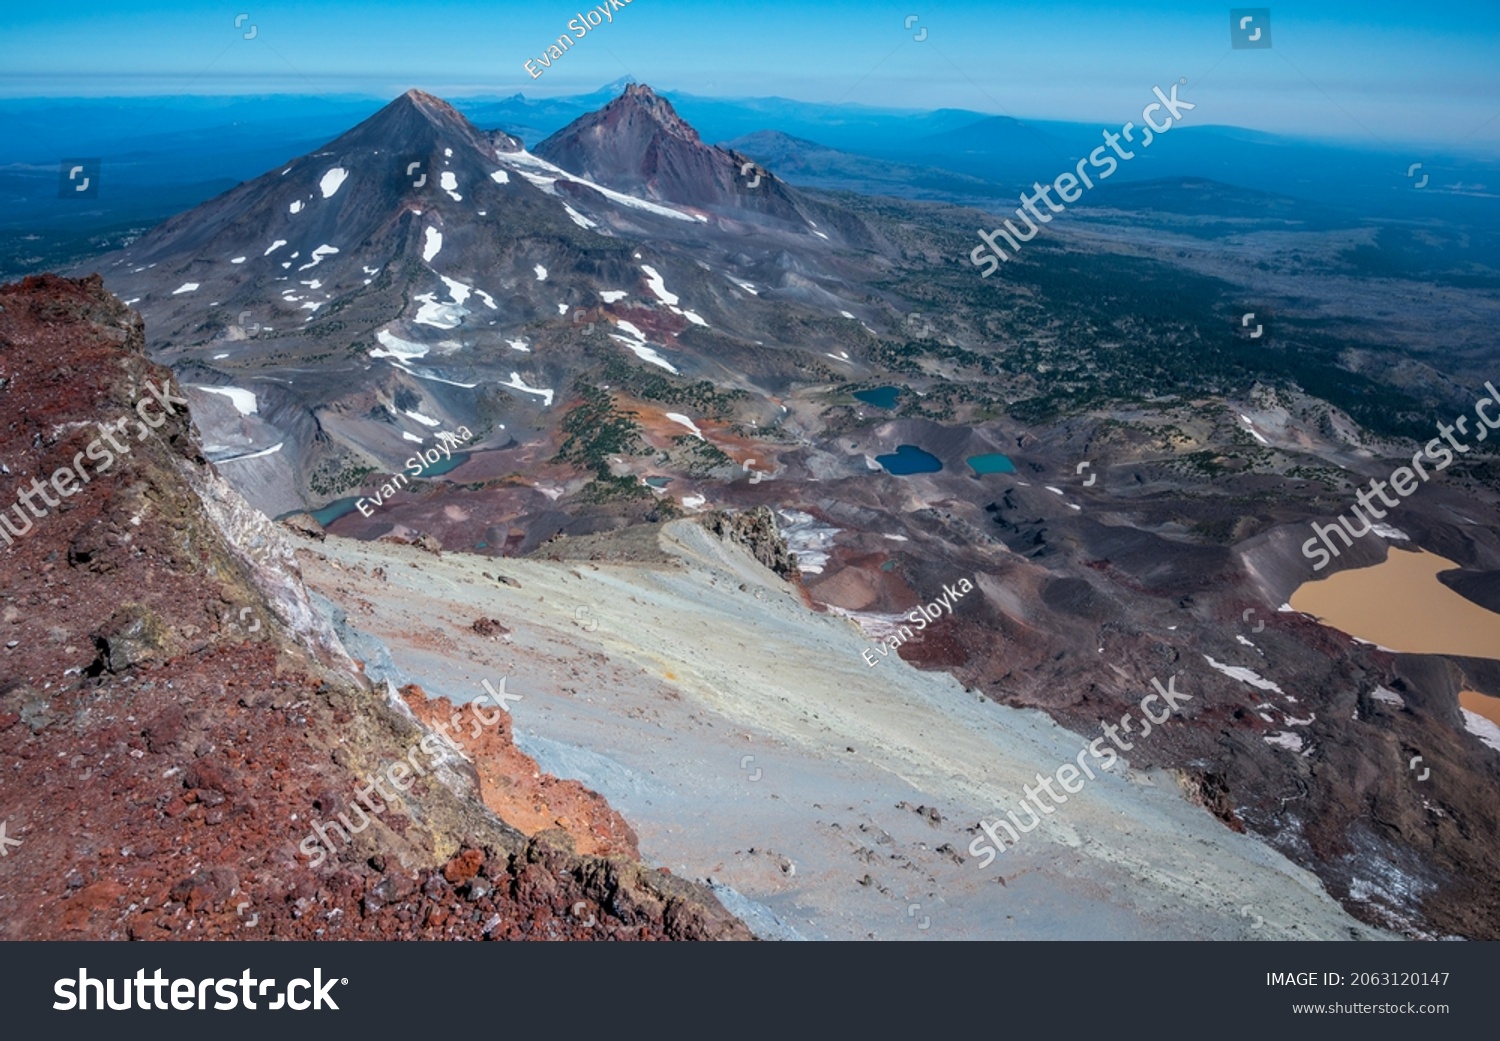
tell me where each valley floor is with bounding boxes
[298,522,1392,941]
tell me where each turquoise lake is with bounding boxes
[967,453,1016,474]
[414,450,469,477]
[300,497,361,526]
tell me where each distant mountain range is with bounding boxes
[8,79,1498,282]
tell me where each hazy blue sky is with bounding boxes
[2,1,1497,149]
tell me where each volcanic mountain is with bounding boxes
[83,86,892,517]
[536,84,822,229]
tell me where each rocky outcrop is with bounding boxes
[700,506,800,579]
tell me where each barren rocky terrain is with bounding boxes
[293,514,1395,941]
[0,274,747,940]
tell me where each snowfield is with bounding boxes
[320,167,349,198]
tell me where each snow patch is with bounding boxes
[1372,524,1410,540]
[665,413,704,440]
[498,150,706,222]
[230,256,246,264]
[194,386,258,415]
[500,372,554,407]
[219,442,284,463]
[319,167,348,198]
[404,409,441,428]
[297,243,339,271]
[412,292,466,329]
[506,338,531,353]
[171,282,199,295]
[1263,732,1305,753]
[612,338,677,374]
[264,240,287,256]
[370,329,430,361]
[422,227,443,262]
[490,169,510,184]
[777,509,839,575]
[562,203,595,229]
[599,290,628,303]
[610,320,678,373]
[1203,654,1285,694]
[534,264,547,281]
[1461,708,1500,752]
[381,359,477,388]
[640,264,679,305]
[439,275,472,306]
[440,170,461,201]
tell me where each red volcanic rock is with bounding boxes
[442,849,484,886]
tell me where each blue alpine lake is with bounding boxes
[853,386,901,409]
[876,444,943,475]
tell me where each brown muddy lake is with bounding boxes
[1291,548,1500,660]
[1290,547,1500,723]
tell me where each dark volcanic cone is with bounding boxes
[537,83,815,226]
